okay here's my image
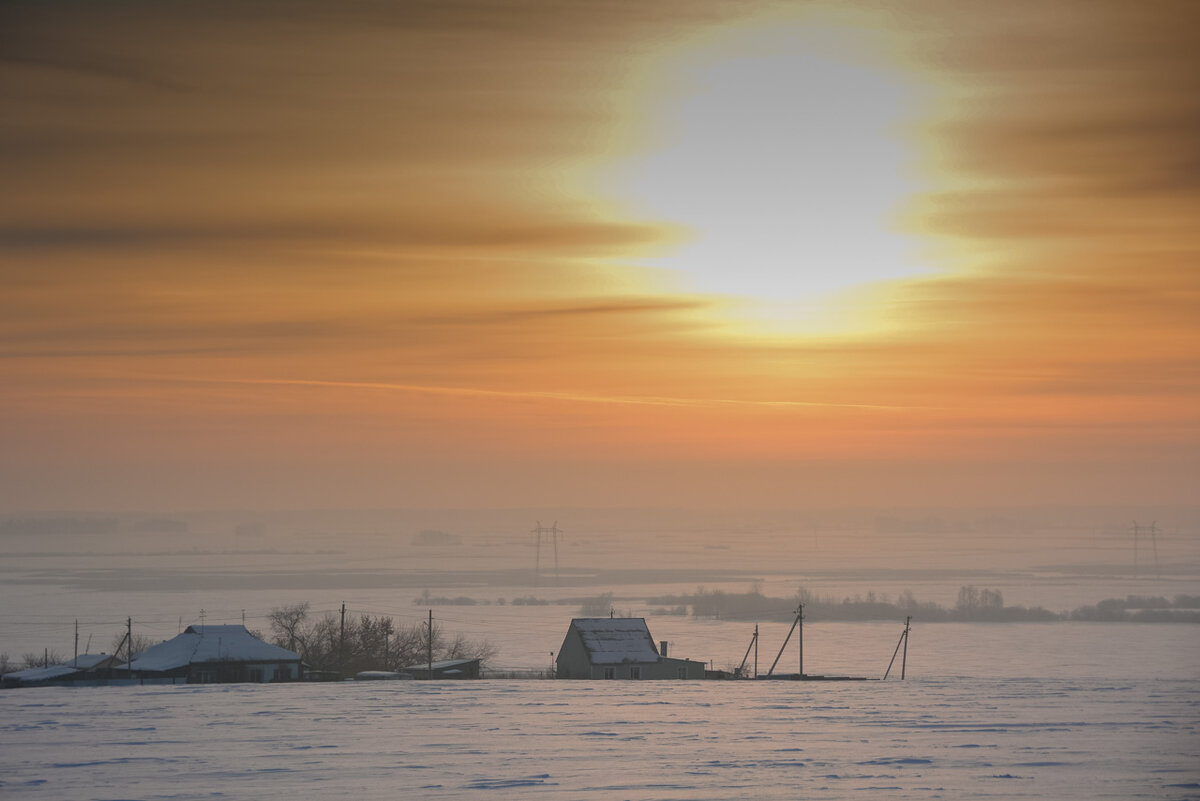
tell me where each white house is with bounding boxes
[128,624,301,684]
[555,618,707,680]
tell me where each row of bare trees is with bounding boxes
[266,603,497,676]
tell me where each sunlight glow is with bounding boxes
[618,16,930,334]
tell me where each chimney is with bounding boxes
[660,640,668,657]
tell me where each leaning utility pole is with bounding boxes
[768,605,804,677]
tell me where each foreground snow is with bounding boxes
[2,677,1197,800]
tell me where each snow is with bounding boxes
[128,625,298,672]
[571,618,662,664]
[0,676,1196,800]
[2,655,114,685]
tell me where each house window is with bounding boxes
[603,667,615,680]
[194,669,215,684]
[629,666,641,679]
[677,667,687,679]
[248,668,264,683]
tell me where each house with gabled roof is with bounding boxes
[128,624,301,684]
[555,618,706,680]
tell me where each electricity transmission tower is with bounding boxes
[1131,520,1161,579]
[532,521,562,587]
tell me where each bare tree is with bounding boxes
[110,632,157,661]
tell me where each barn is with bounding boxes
[555,618,707,680]
[128,624,301,684]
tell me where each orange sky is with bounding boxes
[1,0,1197,512]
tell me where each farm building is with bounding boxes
[556,618,707,680]
[128,624,301,684]
[1,653,125,688]
[400,657,481,679]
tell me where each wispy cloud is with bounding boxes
[167,375,917,411]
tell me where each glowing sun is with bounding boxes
[618,14,931,334]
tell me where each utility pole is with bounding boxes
[427,609,433,679]
[884,616,911,680]
[754,623,758,678]
[339,603,346,680]
[127,617,133,665]
[74,619,79,668]
[798,604,804,677]
[1149,521,1161,578]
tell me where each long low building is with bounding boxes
[1,654,125,688]
[128,624,301,683]
[556,618,707,679]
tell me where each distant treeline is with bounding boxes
[0,517,119,536]
[643,587,1200,624]
[0,517,188,535]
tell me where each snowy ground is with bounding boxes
[2,676,1197,800]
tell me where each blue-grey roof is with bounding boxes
[570,618,660,664]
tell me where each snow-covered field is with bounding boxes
[3,676,1197,800]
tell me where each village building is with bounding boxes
[1,653,126,689]
[400,657,481,679]
[128,624,301,684]
[555,618,707,680]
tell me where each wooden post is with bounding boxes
[798,603,804,677]
[754,624,758,678]
[901,616,910,680]
[427,609,433,679]
[339,603,346,679]
[74,619,79,668]
[127,617,133,665]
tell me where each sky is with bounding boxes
[1,0,1197,513]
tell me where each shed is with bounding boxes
[555,618,706,680]
[400,658,481,679]
[1,653,125,688]
[128,624,301,684]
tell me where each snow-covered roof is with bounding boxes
[570,618,661,664]
[129,625,299,673]
[71,653,118,670]
[3,663,80,683]
[2,654,119,683]
[400,658,480,671]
